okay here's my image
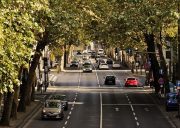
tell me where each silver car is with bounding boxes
[83,65,92,72]
[41,100,64,120]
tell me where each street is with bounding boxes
[23,66,174,128]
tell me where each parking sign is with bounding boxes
[176,80,180,89]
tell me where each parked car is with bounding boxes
[41,100,64,120]
[104,75,116,85]
[124,77,139,87]
[99,63,109,70]
[83,64,92,72]
[165,92,178,111]
[49,94,69,111]
[70,60,79,67]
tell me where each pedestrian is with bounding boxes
[149,79,154,88]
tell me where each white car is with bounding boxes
[99,63,109,70]
[112,63,121,69]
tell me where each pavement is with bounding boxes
[1,70,180,128]
[149,93,180,128]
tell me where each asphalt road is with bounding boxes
[24,60,174,128]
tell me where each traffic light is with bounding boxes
[126,48,133,56]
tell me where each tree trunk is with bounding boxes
[25,31,49,105]
[31,76,37,101]
[0,93,2,116]
[11,85,20,119]
[25,48,41,105]
[18,67,29,112]
[144,33,161,93]
[0,91,14,126]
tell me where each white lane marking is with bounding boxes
[62,127,65,128]
[115,107,119,111]
[135,117,138,120]
[125,94,140,127]
[69,102,84,105]
[137,122,140,126]
[78,70,81,88]
[69,111,72,115]
[71,107,74,110]
[102,103,155,106]
[130,105,134,111]
[74,97,77,101]
[100,93,103,128]
[52,76,57,82]
[92,63,100,87]
[144,107,149,112]
[133,112,136,116]
[65,121,67,125]
[67,116,70,120]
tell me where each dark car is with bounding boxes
[41,100,64,120]
[70,60,79,67]
[49,94,69,111]
[106,58,113,64]
[104,75,116,85]
[165,92,178,111]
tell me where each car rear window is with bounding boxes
[106,76,115,79]
[127,78,136,80]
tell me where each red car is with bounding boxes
[124,77,139,87]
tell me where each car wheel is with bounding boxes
[64,106,68,111]
[60,113,64,120]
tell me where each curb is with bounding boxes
[149,93,177,128]
[15,102,42,128]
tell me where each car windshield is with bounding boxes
[84,65,91,68]
[51,95,66,100]
[45,101,60,108]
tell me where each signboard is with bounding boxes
[158,78,164,85]
[159,69,163,75]
[176,80,180,90]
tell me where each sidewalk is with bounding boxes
[133,72,180,128]
[150,93,180,128]
[0,92,48,128]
